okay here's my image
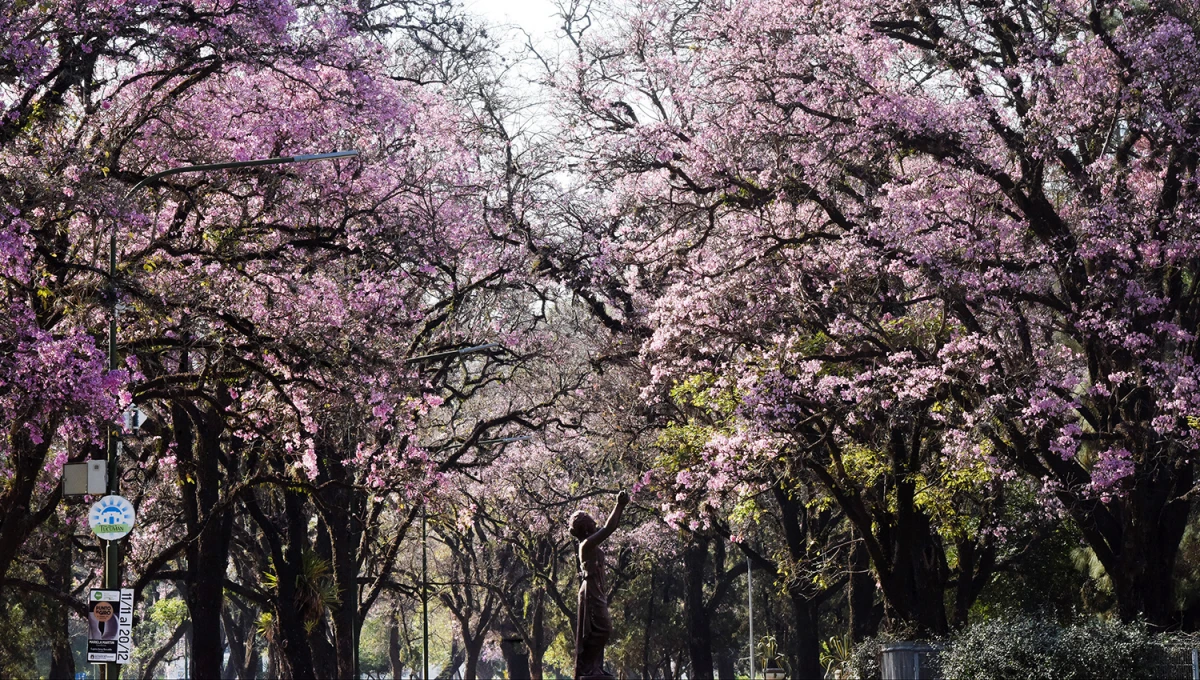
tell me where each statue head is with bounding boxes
[569,510,597,540]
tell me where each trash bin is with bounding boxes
[880,642,941,680]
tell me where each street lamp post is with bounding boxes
[415,434,528,680]
[99,150,358,680]
[400,342,497,680]
[401,335,516,680]
[748,557,754,680]
[422,505,430,680]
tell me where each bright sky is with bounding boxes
[465,0,565,44]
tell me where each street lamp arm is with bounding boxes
[404,343,501,364]
[122,150,359,199]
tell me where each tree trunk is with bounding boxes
[1111,462,1192,626]
[308,624,339,679]
[715,651,736,680]
[436,641,463,679]
[46,532,74,680]
[236,605,263,680]
[772,483,829,675]
[889,428,950,636]
[951,534,998,630]
[141,621,191,680]
[883,505,949,635]
[322,476,361,680]
[187,510,233,680]
[48,619,74,680]
[0,427,54,582]
[463,636,485,680]
[174,401,235,680]
[1005,396,1196,626]
[641,569,657,680]
[789,593,822,680]
[269,489,319,680]
[848,532,881,641]
[530,588,546,680]
[814,423,953,636]
[267,639,281,680]
[498,619,532,680]
[223,605,262,680]
[683,539,715,680]
[388,620,405,680]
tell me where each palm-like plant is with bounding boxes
[757,635,789,678]
[820,635,853,679]
[263,549,341,634]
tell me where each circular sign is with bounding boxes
[92,602,114,622]
[88,495,136,540]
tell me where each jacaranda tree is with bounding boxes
[548,0,1200,632]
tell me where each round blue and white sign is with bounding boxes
[88,495,136,540]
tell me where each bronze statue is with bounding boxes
[570,490,628,680]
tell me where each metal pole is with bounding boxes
[748,557,754,680]
[96,149,358,680]
[99,207,121,680]
[352,581,359,680]
[429,508,434,680]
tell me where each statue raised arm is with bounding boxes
[569,490,629,680]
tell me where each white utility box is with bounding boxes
[63,460,108,497]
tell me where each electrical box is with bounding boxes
[63,460,107,497]
[88,459,107,494]
[63,463,86,496]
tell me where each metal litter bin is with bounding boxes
[880,642,941,680]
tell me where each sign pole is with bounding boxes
[101,205,120,680]
[422,505,429,680]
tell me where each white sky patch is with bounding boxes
[461,0,577,140]
[465,0,565,45]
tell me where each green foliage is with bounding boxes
[727,495,766,527]
[654,421,716,470]
[1174,514,1200,612]
[669,372,739,415]
[846,635,887,680]
[941,616,1059,679]
[940,615,1168,680]
[0,597,38,679]
[257,611,275,639]
[263,549,340,634]
[756,634,787,670]
[148,597,188,628]
[605,561,691,678]
[970,523,1092,621]
[820,634,853,676]
[357,617,390,676]
[542,630,578,676]
[655,371,738,473]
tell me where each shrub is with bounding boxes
[940,616,1059,679]
[940,614,1169,680]
[845,636,883,680]
[1052,618,1163,679]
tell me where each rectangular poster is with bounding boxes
[117,588,133,664]
[87,589,133,664]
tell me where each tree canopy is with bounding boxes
[4,0,1200,678]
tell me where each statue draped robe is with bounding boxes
[574,540,613,679]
